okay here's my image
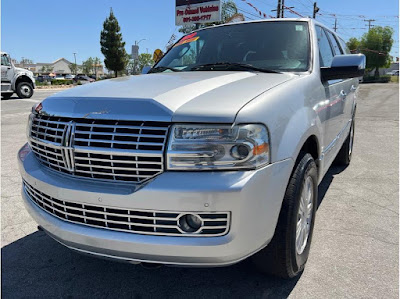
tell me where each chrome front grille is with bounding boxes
[23,181,230,237]
[29,114,169,182]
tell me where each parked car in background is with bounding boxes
[73,74,95,83]
[54,75,65,80]
[387,70,399,76]
[36,75,54,83]
[89,75,97,80]
[64,74,75,80]
[19,19,365,278]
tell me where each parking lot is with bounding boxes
[1,84,398,298]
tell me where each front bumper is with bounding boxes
[19,145,294,266]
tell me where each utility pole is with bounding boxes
[271,0,282,18]
[364,19,375,31]
[73,53,77,75]
[280,0,294,18]
[313,2,319,18]
[277,0,281,18]
[333,18,338,32]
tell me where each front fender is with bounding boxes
[12,74,35,90]
[275,107,322,162]
[235,74,324,165]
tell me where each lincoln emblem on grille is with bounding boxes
[61,121,76,172]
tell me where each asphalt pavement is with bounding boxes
[1,84,399,298]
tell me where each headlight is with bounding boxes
[26,113,34,140]
[166,124,270,170]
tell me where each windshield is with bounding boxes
[155,21,310,73]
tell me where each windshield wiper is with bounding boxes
[190,62,281,74]
[148,66,182,73]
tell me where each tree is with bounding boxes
[346,38,360,53]
[360,26,394,77]
[100,8,128,77]
[93,57,102,77]
[126,53,154,75]
[179,0,239,34]
[40,65,53,74]
[82,57,94,75]
[69,63,78,74]
[137,53,154,72]
[20,58,33,65]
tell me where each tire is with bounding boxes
[334,114,355,166]
[1,92,13,99]
[252,152,318,279]
[16,82,34,98]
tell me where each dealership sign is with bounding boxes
[175,0,221,26]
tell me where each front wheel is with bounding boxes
[16,82,34,98]
[252,152,318,278]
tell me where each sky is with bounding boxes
[1,0,398,65]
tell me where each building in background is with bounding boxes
[14,58,104,77]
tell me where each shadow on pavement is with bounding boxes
[1,96,20,101]
[317,164,348,209]
[2,231,301,298]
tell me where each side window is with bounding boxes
[1,55,11,66]
[339,38,351,54]
[316,26,334,67]
[326,31,343,56]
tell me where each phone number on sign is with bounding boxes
[183,14,212,23]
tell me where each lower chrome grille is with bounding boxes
[23,181,230,237]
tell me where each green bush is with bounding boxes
[362,75,391,83]
[35,81,50,86]
[51,80,73,85]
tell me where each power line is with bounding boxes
[237,7,262,20]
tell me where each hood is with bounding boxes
[15,67,33,76]
[42,71,294,123]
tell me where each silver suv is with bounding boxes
[18,19,365,278]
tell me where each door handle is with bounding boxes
[340,90,347,99]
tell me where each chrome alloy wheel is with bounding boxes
[20,84,32,97]
[296,175,314,255]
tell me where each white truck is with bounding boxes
[1,52,35,99]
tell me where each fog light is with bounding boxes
[178,214,203,233]
[230,144,250,160]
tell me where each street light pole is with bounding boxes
[134,39,146,74]
[73,52,77,75]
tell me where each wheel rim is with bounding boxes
[349,121,354,156]
[296,175,314,255]
[20,84,31,97]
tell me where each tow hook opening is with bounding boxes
[140,262,163,269]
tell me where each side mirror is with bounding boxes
[321,54,366,81]
[141,66,152,75]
